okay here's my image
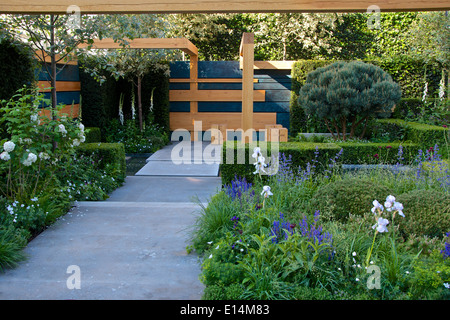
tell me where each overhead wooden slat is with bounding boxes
[39,104,80,119]
[170,78,258,83]
[79,38,198,57]
[169,89,265,102]
[253,61,295,70]
[38,81,81,92]
[0,0,447,14]
[169,112,277,131]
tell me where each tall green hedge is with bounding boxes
[335,141,420,165]
[78,65,108,129]
[219,135,447,185]
[79,63,170,135]
[0,32,37,102]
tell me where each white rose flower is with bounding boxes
[72,139,80,147]
[3,141,15,153]
[23,152,37,166]
[27,152,37,163]
[39,152,50,160]
[30,114,39,123]
[58,124,67,136]
[0,151,10,161]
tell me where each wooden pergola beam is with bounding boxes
[78,38,198,57]
[0,0,448,13]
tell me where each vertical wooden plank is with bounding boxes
[240,32,254,143]
[190,53,198,141]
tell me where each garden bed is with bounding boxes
[192,143,450,300]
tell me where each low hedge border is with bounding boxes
[220,141,424,185]
[335,141,420,165]
[220,142,343,185]
[375,119,449,157]
[75,142,126,182]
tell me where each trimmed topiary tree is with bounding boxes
[298,61,402,140]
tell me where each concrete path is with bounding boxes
[136,141,221,177]
[0,142,222,300]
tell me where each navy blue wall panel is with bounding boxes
[198,102,241,112]
[42,91,80,106]
[37,63,81,111]
[169,61,291,133]
[170,101,191,112]
[37,64,80,82]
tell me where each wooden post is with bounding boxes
[190,53,199,141]
[240,32,254,143]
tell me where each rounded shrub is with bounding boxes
[298,61,401,140]
[309,177,392,222]
[396,189,450,239]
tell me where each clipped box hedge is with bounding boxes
[75,142,126,182]
[220,141,425,185]
[220,141,343,185]
[335,141,420,165]
[375,119,449,157]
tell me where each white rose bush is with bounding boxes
[0,87,86,232]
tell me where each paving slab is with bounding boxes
[147,141,222,162]
[136,161,220,176]
[107,176,222,203]
[0,201,205,300]
[136,141,222,177]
